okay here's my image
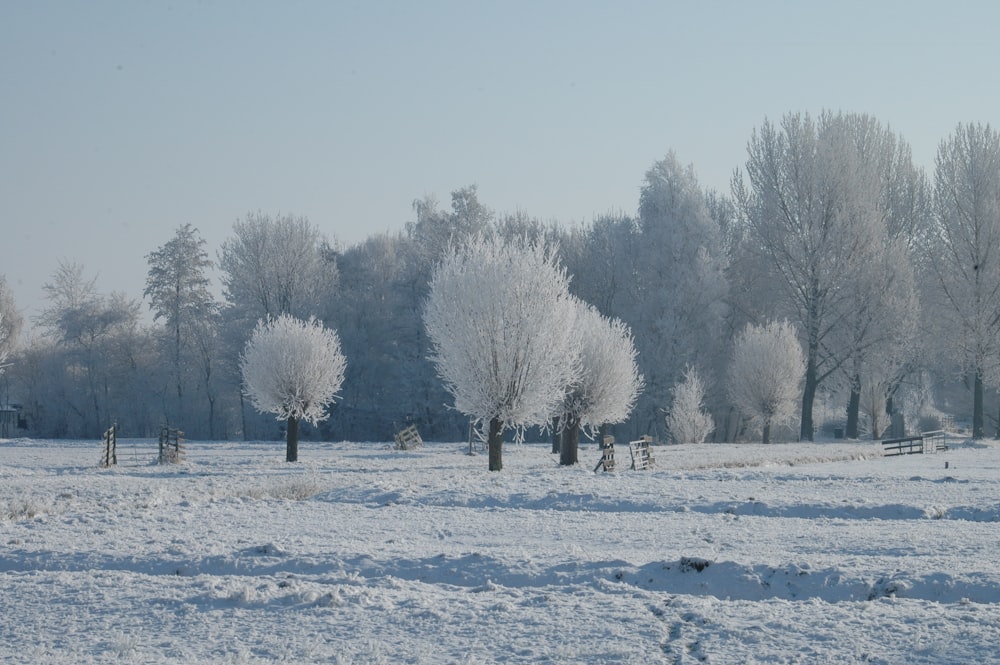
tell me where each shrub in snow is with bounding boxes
[240,314,347,462]
[423,234,579,471]
[666,365,714,444]
[558,300,643,465]
[728,320,804,443]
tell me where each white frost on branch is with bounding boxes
[240,314,347,425]
[561,300,643,431]
[728,320,804,443]
[423,234,579,435]
[666,365,714,444]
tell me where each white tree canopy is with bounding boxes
[240,314,347,425]
[728,320,805,443]
[561,300,643,430]
[666,365,714,444]
[423,234,579,435]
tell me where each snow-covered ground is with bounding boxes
[2,436,999,664]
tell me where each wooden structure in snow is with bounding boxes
[882,431,950,457]
[593,435,616,472]
[158,427,185,464]
[100,424,117,468]
[629,435,655,470]
[394,424,423,451]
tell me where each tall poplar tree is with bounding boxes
[926,123,1000,439]
[145,224,217,427]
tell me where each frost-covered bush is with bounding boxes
[558,300,643,465]
[728,320,804,443]
[666,365,714,444]
[240,314,347,461]
[423,234,579,471]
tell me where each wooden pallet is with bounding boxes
[629,435,655,470]
[394,424,423,450]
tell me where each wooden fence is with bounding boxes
[882,431,951,457]
[99,423,117,468]
[158,427,185,464]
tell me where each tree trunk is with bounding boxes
[800,285,820,442]
[762,420,771,445]
[551,415,561,454]
[800,351,817,441]
[887,395,905,439]
[974,368,984,440]
[239,388,248,441]
[286,415,299,462]
[488,416,503,471]
[207,394,216,440]
[560,417,580,466]
[846,377,860,439]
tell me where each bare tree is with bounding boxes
[423,234,579,471]
[240,314,347,462]
[925,123,1000,439]
[734,111,885,440]
[37,262,145,434]
[219,212,338,324]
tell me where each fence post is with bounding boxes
[100,423,117,468]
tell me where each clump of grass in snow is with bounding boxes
[239,476,325,501]
[2,496,50,521]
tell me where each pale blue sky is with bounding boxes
[2,1,997,322]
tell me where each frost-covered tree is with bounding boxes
[734,111,886,440]
[37,262,149,435]
[145,224,218,427]
[632,154,729,435]
[240,314,347,462]
[821,115,927,439]
[858,371,893,440]
[729,320,805,444]
[562,213,640,318]
[219,212,338,325]
[558,300,643,466]
[839,237,921,438]
[666,365,714,444]
[423,234,579,471]
[925,123,1000,439]
[409,186,493,271]
[219,212,340,440]
[0,276,22,369]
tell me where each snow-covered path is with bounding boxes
[2,437,999,663]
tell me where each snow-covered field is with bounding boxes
[2,436,1000,664]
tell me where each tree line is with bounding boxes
[2,111,999,444]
